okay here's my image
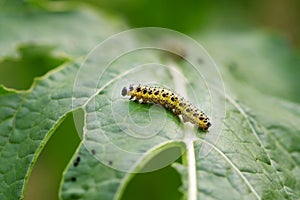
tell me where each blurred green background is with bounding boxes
[84,0,300,49]
[1,0,299,199]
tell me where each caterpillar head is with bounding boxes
[121,84,135,96]
[121,87,128,96]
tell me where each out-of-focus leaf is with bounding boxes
[0,2,121,199]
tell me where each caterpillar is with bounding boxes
[121,84,211,131]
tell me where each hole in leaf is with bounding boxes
[121,147,183,200]
[24,110,83,200]
[0,43,68,90]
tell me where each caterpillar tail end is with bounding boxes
[201,121,212,131]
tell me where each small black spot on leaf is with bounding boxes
[71,177,77,182]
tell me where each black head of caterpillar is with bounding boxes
[122,84,211,131]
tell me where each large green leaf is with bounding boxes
[0,2,299,200]
[0,2,121,200]
[0,62,79,200]
[59,29,300,200]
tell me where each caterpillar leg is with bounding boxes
[182,115,189,123]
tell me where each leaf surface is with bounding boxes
[0,3,299,200]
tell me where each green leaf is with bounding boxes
[0,2,121,200]
[199,30,300,103]
[1,2,300,200]
[0,44,67,90]
[0,2,122,58]
[0,62,80,200]
[192,97,300,199]
[60,29,300,200]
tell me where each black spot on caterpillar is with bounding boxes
[121,84,211,131]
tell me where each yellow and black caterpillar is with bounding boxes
[121,84,211,131]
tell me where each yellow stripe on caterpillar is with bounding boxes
[121,84,211,131]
